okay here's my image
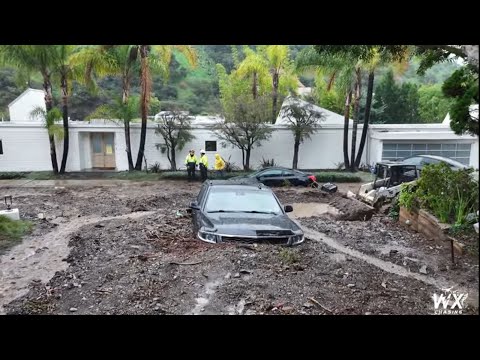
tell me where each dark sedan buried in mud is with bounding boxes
[230,167,317,187]
[188,180,304,246]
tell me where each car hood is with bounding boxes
[200,212,302,236]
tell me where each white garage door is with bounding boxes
[382,142,471,165]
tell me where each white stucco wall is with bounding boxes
[0,124,55,171]
[1,118,478,173]
[8,89,45,123]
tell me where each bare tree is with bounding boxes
[211,95,273,171]
[155,106,195,171]
[281,97,325,169]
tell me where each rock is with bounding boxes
[233,273,240,278]
[69,307,78,312]
[419,265,428,274]
[95,224,105,228]
[365,312,372,315]
[37,213,45,220]
[282,306,294,312]
[303,302,313,309]
[225,273,231,279]
[347,283,355,288]
[240,269,253,274]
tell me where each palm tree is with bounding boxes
[50,45,88,174]
[236,47,269,100]
[258,45,299,123]
[297,46,411,171]
[71,45,144,170]
[134,45,197,171]
[0,45,58,172]
[297,47,358,170]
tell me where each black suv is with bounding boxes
[188,179,304,245]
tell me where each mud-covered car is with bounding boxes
[188,180,304,245]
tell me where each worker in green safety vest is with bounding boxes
[185,149,198,181]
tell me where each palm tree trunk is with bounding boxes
[272,71,279,124]
[59,74,69,174]
[135,45,151,171]
[125,120,134,171]
[343,90,352,170]
[122,78,134,171]
[350,68,362,172]
[42,75,58,174]
[355,71,375,168]
[292,139,300,169]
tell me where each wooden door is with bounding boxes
[91,133,116,169]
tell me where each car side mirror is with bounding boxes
[190,201,200,210]
[284,205,293,213]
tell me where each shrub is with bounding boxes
[398,182,420,210]
[260,158,276,168]
[0,172,24,180]
[223,155,239,173]
[314,172,363,183]
[148,162,162,173]
[279,248,300,264]
[389,196,400,220]
[398,162,479,224]
[0,215,33,253]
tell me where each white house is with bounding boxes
[0,89,478,172]
[8,88,45,123]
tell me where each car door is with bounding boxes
[282,169,301,186]
[191,183,208,233]
[256,169,284,186]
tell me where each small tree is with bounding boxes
[281,97,324,169]
[211,95,273,171]
[155,105,195,171]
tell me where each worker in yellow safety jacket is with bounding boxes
[198,150,209,182]
[214,154,226,178]
[185,149,198,181]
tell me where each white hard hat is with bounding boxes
[200,149,205,153]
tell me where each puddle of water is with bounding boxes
[289,203,339,219]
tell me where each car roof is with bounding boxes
[256,167,307,173]
[205,179,265,187]
[403,154,467,167]
[377,161,410,167]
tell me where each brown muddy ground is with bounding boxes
[1,181,478,315]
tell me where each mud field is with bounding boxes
[1,181,478,315]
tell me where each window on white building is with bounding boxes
[382,142,471,165]
[205,141,217,152]
[0,140,3,155]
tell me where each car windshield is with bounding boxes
[205,188,282,214]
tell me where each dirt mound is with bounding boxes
[330,195,375,221]
[125,192,192,212]
[275,189,374,221]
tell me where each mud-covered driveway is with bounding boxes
[1,181,478,315]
